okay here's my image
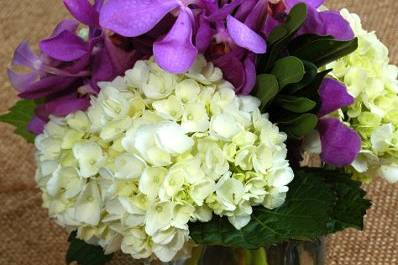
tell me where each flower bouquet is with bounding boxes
[2,0,398,264]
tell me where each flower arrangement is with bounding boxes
[1,0,397,264]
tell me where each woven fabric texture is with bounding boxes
[0,0,397,264]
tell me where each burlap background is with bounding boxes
[0,0,397,264]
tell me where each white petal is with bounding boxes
[371,124,393,153]
[74,181,101,225]
[378,164,398,183]
[155,122,194,154]
[228,214,251,230]
[302,130,322,154]
[210,113,241,139]
[114,153,145,179]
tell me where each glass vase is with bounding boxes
[156,239,324,265]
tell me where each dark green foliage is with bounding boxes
[288,34,359,67]
[189,168,370,249]
[66,232,113,265]
[0,100,36,143]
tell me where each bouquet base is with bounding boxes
[154,239,324,265]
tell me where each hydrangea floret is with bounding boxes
[328,9,398,183]
[34,57,293,262]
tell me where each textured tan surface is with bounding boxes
[0,0,397,264]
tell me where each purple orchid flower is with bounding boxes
[99,0,267,74]
[264,0,354,41]
[8,0,137,135]
[204,0,268,94]
[317,78,361,166]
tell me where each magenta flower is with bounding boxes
[8,0,138,134]
[317,78,361,166]
[204,0,268,94]
[99,0,267,74]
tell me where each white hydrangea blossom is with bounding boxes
[35,57,293,262]
[328,9,398,183]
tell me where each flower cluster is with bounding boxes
[34,57,293,261]
[328,9,398,183]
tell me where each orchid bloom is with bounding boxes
[316,78,361,166]
[99,0,267,74]
[265,0,354,41]
[206,0,268,94]
[8,0,137,134]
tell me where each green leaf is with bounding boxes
[258,3,307,72]
[275,95,317,113]
[0,100,36,143]
[268,3,308,45]
[289,36,359,67]
[271,57,305,89]
[325,174,371,232]
[189,168,370,249]
[279,113,318,138]
[295,69,332,102]
[254,74,279,111]
[189,169,333,249]
[284,60,318,94]
[66,232,113,265]
[287,34,334,52]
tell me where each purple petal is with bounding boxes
[92,46,117,82]
[18,76,77,99]
[100,0,179,37]
[319,78,354,117]
[214,53,246,93]
[285,0,325,9]
[64,0,98,26]
[153,9,198,74]
[318,118,361,166]
[208,0,244,21]
[104,35,136,75]
[240,55,256,95]
[262,15,280,37]
[226,15,267,54]
[298,7,325,36]
[51,19,79,37]
[94,0,105,11]
[11,41,41,69]
[40,30,89,62]
[7,69,38,92]
[299,8,354,41]
[195,15,213,53]
[36,95,90,119]
[28,116,46,135]
[243,0,268,31]
[319,11,354,41]
[235,0,257,21]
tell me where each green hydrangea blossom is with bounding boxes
[329,9,398,183]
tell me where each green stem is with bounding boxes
[250,248,268,265]
[185,246,204,265]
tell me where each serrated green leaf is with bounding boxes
[284,60,318,94]
[190,169,333,248]
[325,174,371,231]
[189,168,370,249]
[254,74,279,111]
[66,231,113,265]
[289,36,358,67]
[258,3,307,72]
[279,113,318,138]
[275,95,317,113]
[0,100,36,143]
[271,57,305,89]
